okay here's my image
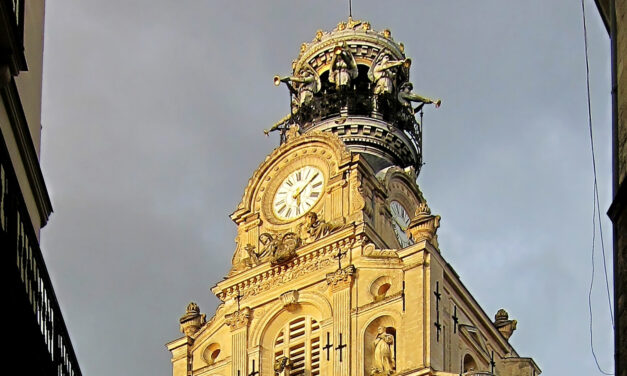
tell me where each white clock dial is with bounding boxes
[390,200,413,248]
[273,166,324,220]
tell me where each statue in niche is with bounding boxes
[266,66,321,136]
[329,43,358,90]
[259,232,302,265]
[274,356,293,376]
[371,326,395,376]
[298,212,345,243]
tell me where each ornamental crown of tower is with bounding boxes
[266,17,440,175]
[167,17,540,376]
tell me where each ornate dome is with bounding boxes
[269,18,440,175]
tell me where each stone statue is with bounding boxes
[265,66,320,136]
[368,52,408,96]
[298,212,345,243]
[258,232,302,265]
[397,82,441,116]
[279,65,321,109]
[371,327,395,376]
[329,43,358,90]
[274,356,293,376]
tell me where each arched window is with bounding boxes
[274,316,321,376]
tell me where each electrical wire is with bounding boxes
[581,0,615,374]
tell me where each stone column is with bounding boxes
[225,307,251,376]
[327,265,356,376]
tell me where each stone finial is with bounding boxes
[406,202,441,247]
[494,308,517,340]
[179,302,206,337]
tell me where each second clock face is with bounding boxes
[272,166,325,221]
[390,200,413,248]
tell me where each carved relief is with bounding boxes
[298,212,346,244]
[363,243,398,259]
[406,202,440,247]
[217,240,354,301]
[225,307,252,331]
[280,290,299,311]
[259,232,302,265]
[326,264,356,291]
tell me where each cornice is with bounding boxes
[213,228,359,301]
[1,80,52,227]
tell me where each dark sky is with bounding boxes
[39,1,614,375]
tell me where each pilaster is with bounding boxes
[327,265,356,376]
[225,307,252,376]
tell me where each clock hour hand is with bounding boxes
[392,216,407,231]
[292,172,320,200]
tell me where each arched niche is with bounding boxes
[363,315,397,376]
[463,353,478,373]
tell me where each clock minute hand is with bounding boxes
[392,216,408,231]
[292,172,320,199]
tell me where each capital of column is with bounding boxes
[326,265,356,291]
[225,307,252,331]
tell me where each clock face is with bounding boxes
[272,166,325,220]
[390,200,413,248]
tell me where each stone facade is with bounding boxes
[167,19,539,376]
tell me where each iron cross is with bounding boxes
[434,281,442,342]
[323,332,333,361]
[452,305,459,334]
[402,281,406,312]
[335,333,347,362]
[490,351,496,374]
[248,359,259,376]
[334,248,348,271]
[235,289,243,312]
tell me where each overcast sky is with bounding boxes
[39,1,614,375]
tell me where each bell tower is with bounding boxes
[167,19,540,376]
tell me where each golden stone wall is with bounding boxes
[167,131,539,376]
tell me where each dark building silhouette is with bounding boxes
[593,1,625,376]
[1,1,81,374]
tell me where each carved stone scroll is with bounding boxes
[225,307,252,331]
[280,290,300,311]
[326,265,357,291]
